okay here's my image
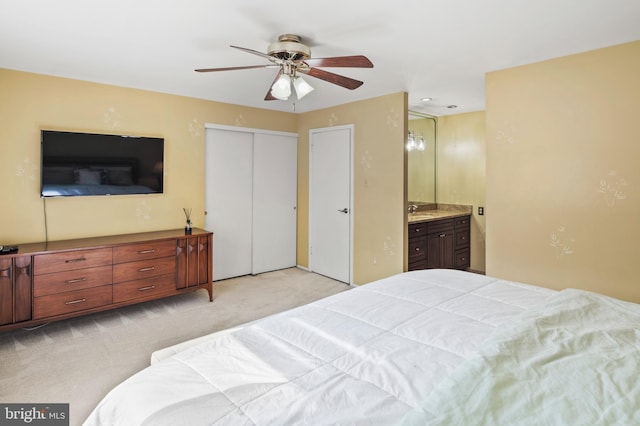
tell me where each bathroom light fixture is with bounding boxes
[406,131,416,151]
[407,131,426,152]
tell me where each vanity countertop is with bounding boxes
[407,204,472,224]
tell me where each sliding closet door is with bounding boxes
[252,133,297,274]
[205,126,297,281]
[205,128,253,281]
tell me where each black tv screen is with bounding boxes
[40,130,164,198]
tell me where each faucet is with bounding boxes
[408,204,418,214]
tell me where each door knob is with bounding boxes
[337,208,349,214]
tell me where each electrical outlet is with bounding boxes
[478,206,484,215]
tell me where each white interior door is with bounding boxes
[252,133,297,274]
[309,126,352,284]
[205,128,253,281]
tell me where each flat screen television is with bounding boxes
[40,130,164,198]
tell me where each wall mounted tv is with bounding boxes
[40,130,164,198]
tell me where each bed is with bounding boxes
[83,269,640,425]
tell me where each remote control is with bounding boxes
[0,245,18,255]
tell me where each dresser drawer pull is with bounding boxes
[460,236,466,240]
[138,266,156,272]
[138,285,156,292]
[440,233,446,238]
[137,249,156,254]
[415,247,420,252]
[65,298,87,305]
[65,277,87,284]
[65,257,87,263]
[460,220,468,224]
[414,228,422,233]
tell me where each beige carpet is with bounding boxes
[0,267,349,425]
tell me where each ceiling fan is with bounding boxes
[195,34,374,101]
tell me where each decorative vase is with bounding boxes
[183,208,192,234]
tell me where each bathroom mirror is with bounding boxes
[407,111,436,204]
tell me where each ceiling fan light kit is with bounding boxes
[196,34,373,102]
[293,76,314,99]
[271,74,292,100]
[270,75,314,101]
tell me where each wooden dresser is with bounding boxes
[0,228,213,332]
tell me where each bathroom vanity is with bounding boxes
[408,207,471,271]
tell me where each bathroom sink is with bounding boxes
[408,213,436,221]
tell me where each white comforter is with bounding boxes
[84,269,554,425]
[403,288,640,425]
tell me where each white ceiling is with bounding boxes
[1,0,639,116]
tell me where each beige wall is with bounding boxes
[0,68,406,285]
[437,111,486,272]
[486,41,640,302]
[297,92,407,285]
[0,68,297,243]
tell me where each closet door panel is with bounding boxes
[205,129,253,281]
[252,134,297,274]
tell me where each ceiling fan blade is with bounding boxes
[300,67,364,90]
[264,69,283,101]
[303,55,373,68]
[230,45,277,62]
[195,64,276,72]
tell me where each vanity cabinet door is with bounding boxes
[425,219,455,269]
[426,231,455,269]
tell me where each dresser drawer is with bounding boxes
[113,240,176,264]
[455,230,470,248]
[408,223,427,237]
[427,218,454,235]
[113,274,175,303]
[33,285,112,319]
[455,216,471,229]
[33,248,112,275]
[113,257,176,283]
[33,265,112,297]
[408,259,426,271]
[408,238,427,262]
[455,248,471,269]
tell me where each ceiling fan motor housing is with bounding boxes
[267,34,311,61]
